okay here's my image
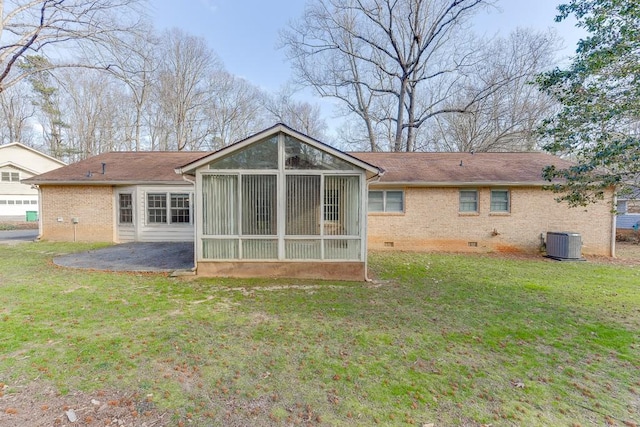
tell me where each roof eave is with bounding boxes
[369,181,553,187]
[23,180,195,186]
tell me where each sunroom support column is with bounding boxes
[277,133,286,260]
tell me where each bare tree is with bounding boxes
[93,23,159,151]
[151,28,221,151]
[57,68,130,160]
[430,28,560,152]
[281,0,495,152]
[205,70,269,149]
[0,0,145,94]
[263,85,328,140]
[0,81,35,144]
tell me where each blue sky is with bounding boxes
[150,0,584,93]
[150,0,307,91]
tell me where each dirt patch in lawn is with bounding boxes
[481,242,640,267]
[0,382,169,426]
[590,241,640,266]
[614,241,640,262]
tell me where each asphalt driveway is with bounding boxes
[0,229,39,244]
[53,242,195,273]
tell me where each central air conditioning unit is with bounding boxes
[545,232,584,261]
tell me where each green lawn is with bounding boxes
[1,242,639,426]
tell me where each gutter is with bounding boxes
[22,180,192,186]
[368,180,553,188]
[180,174,198,273]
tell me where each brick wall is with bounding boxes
[41,185,114,242]
[367,186,614,256]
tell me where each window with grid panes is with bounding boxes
[171,194,190,223]
[147,193,167,223]
[1,172,19,182]
[119,194,133,224]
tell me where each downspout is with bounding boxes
[181,174,198,273]
[33,185,42,241]
[364,169,384,282]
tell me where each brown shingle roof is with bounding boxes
[24,150,571,186]
[349,152,572,185]
[24,151,210,185]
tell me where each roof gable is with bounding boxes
[0,142,66,166]
[177,123,381,177]
[0,161,43,176]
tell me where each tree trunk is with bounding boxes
[393,77,408,152]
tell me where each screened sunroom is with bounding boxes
[177,124,380,281]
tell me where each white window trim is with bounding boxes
[1,171,20,182]
[117,193,134,225]
[146,192,193,225]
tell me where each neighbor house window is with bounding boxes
[147,193,192,224]
[490,189,510,213]
[368,190,404,212]
[459,190,478,212]
[119,193,133,224]
[1,172,19,182]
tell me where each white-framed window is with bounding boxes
[459,189,478,213]
[1,172,20,182]
[118,193,133,224]
[368,190,404,212]
[490,189,510,213]
[147,192,191,224]
[171,193,191,223]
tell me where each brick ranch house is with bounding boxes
[25,124,616,279]
[351,152,615,257]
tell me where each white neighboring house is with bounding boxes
[0,143,66,221]
[617,189,640,231]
